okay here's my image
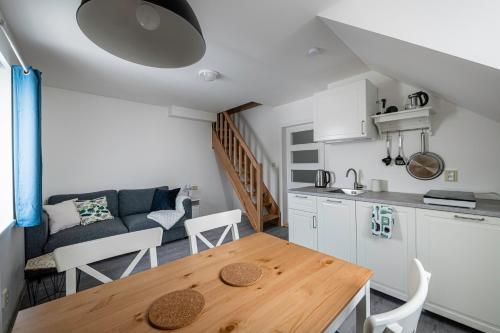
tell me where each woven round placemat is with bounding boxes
[148,289,205,330]
[220,262,263,287]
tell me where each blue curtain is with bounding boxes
[12,65,42,227]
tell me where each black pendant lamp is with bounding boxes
[77,0,206,68]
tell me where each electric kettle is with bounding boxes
[315,170,331,188]
[407,91,429,109]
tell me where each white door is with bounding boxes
[356,202,416,300]
[288,209,317,250]
[316,197,356,262]
[285,123,324,190]
[416,209,500,333]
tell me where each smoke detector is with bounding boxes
[307,47,322,57]
[198,69,220,82]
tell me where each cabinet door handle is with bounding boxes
[453,215,485,222]
[295,195,308,199]
[312,216,318,228]
[326,199,342,204]
[361,120,365,135]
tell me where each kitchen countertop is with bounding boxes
[289,186,500,218]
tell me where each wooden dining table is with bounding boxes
[13,233,372,333]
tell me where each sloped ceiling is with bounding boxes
[0,0,368,112]
[319,0,500,71]
[319,1,500,123]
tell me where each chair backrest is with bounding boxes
[54,227,163,295]
[364,259,431,333]
[184,209,242,254]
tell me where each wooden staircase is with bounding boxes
[212,105,280,232]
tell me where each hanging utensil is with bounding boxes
[395,131,406,166]
[406,130,444,180]
[382,133,392,166]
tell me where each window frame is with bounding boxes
[0,60,14,234]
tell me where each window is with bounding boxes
[291,150,319,164]
[285,124,324,189]
[0,64,13,233]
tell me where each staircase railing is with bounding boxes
[213,111,263,231]
[233,113,280,204]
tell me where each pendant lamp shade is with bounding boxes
[77,0,206,68]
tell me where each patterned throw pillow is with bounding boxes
[75,197,114,226]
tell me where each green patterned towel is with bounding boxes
[371,205,394,239]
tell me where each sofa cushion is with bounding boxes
[44,217,128,253]
[122,213,187,244]
[122,213,165,232]
[151,188,180,211]
[75,197,114,225]
[43,199,81,235]
[122,213,187,231]
[48,190,119,217]
[118,186,168,217]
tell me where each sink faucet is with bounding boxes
[346,168,363,190]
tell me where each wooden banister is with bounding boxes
[225,102,261,115]
[212,106,279,232]
[221,112,259,167]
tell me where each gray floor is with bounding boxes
[22,218,479,332]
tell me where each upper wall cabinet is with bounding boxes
[313,79,378,142]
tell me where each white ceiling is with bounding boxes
[321,19,500,123]
[319,0,500,71]
[0,0,368,112]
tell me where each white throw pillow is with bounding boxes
[43,199,81,235]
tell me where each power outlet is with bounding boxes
[444,170,458,182]
[2,288,8,309]
[191,185,199,191]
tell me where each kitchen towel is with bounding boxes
[371,205,394,239]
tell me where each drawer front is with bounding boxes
[419,209,500,226]
[288,193,317,213]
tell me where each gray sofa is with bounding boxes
[25,186,192,260]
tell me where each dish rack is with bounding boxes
[371,107,432,137]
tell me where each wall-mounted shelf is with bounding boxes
[371,107,432,137]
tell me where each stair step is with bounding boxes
[262,214,279,223]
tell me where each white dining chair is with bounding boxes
[54,227,163,296]
[185,209,241,254]
[363,258,431,333]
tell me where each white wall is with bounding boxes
[0,225,24,333]
[319,0,500,70]
[241,71,500,208]
[0,11,25,332]
[42,87,233,215]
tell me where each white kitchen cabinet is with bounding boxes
[313,79,378,142]
[288,209,317,250]
[288,193,317,250]
[317,197,356,262]
[288,193,317,213]
[416,209,500,333]
[356,202,416,300]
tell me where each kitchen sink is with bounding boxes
[328,188,365,196]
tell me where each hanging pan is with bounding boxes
[406,131,444,180]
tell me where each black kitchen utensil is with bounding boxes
[382,134,392,166]
[385,106,398,113]
[395,131,406,166]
